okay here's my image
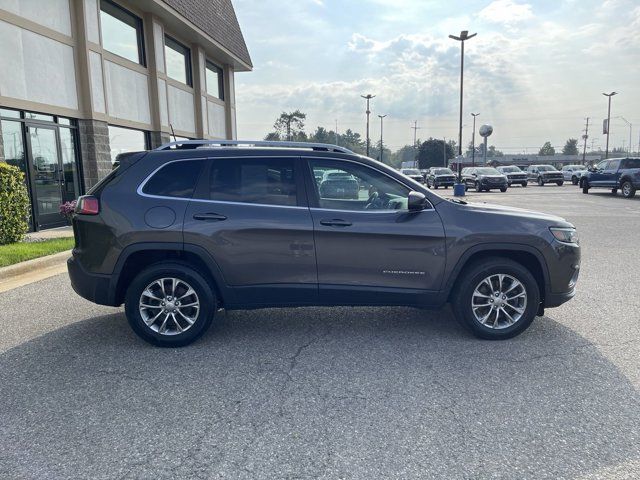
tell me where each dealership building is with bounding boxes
[0,0,251,230]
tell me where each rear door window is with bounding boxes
[623,158,640,169]
[142,160,203,198]
[207,157,298,206]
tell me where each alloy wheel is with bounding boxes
[471,274,527,329]
[139,278,200,335]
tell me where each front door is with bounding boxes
[305,158,446,305]
[589,160,609,186]
[25,124,66,229]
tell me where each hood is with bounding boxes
[459,201,573,227]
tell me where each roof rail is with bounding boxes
[155,139,354,154]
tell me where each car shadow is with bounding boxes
[1,307,638,478]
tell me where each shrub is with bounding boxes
[59,200,77,224]
[0,162,30,244]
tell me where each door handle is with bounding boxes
[320,219,352,227]
[193,212,227,221]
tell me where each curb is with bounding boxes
[0,250,71,281]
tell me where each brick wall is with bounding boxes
[77,119,111,189]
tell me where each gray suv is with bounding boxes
[68,140,580,347]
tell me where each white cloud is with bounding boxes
[478,0,534,24]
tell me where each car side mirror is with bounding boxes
[408,191,428,211]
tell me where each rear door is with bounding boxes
[304,157,446,305]
[183,156,318,306]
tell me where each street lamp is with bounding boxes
[603,92,617,158]
[449,30,477,184]
[378,114,387,163]
[361,94,376,157]
[471,113,479,167]
[617,116,632,155]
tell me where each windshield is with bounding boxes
[500,166,521,173]
[537,165,558,172]
[476,167,500,175]
[402,169,421,175]
[432,168,453,175]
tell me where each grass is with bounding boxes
[0,237,74,268]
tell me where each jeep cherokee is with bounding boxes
[68,140,580,347]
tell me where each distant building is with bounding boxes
[0,0,251,230]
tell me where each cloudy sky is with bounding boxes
[233,0,640,154]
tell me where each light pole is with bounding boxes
[471,112,479,167]
[603,92,617,158]
[449,30,477,182]
[361,94,375,157]
[378,114,387,163]
[617,116,632,154]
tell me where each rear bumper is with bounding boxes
[67,254,117,306]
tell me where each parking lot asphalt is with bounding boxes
[1,184,639,479]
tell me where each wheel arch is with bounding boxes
[445,244,549,304]
[110,242,233,307]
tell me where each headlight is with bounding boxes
[550,227,579,245]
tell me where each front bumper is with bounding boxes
[434,176,455,186]
[68,254,116,306]
[544,288,576,308]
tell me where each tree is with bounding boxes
[265,110,307,141]
[417,138,455,169]
[539,141,555,156]
[562,138,579,155]
[373,139,393,165]
[390,145,417,168]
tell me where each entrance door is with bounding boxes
[25,124,66,229]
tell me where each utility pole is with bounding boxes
[582,117,589,163]
[603,91,617,158]
[411,121,422,168]
[617,116,632,155]
[335,119,339,146]
[361,94,375,157]
[471,113,479,167]
[378,114,387,163]
[443,138,447,167]
[449,30,477,181]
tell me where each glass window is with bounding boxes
[0,108,20,119]
[24,111,54,122]
[623,158,640,169]
[607,160,621,170]
[310,160,410,211]
[143,160,203,198]
[207,158,297,206]
[205,61,224,100]
[595,160,607,170]
[0,120,26,175]
[165,36,192,85]
[108,125,147,163]
[100,0,144,65]
[57,117,72,126]
[59,128,80,202]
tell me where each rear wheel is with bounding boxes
[500,187,507,192]
[621,180,636,198]
[557,181,564,186]
[475,181,482,192]
[611,188,618,194]
[522,182,527,187]
[572,176,579,185]
[452,257,540,340]
[125,262,216,347]
[538,177,544,186]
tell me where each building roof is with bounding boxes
[161,0,252,69]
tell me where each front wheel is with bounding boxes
[538,177,544,186]
[522,182,527,188]
[452,257,540,340]
[611,188,618,194]
[500,187,507,192]
[621,180,636,198]
[572,176,579,185]
[475,181,482,192]
[557,181,564,186]
[125,262,216,347]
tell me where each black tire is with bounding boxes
[522,182,527,188]
[500,187,507,192]
[433,184,438,189]
[611,188,618,194]
[125,262,216,347]
[571,176,578,185]
[538,177,544,186]
[444,185,448,189]
[557,181,563,186]
[621,180,636,198]
[451,257,540,340]
[475,181,482,192]
[581,179,589,194]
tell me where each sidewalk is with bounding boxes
[24,226,73,242]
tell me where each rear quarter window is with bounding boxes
[142,160,203,198]
[623,159,640,169]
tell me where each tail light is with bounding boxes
[75,195,100,215]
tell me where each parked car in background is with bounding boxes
[400,168,425,184]
[68,140,580,346]
[561,165,587,185]
[496,166,528,187]
[462,167,508,192]
[420,169,429,182]
[580,157,640,198]
[527,165,564,186]
[320,169,360,199]
[426,167,456,189]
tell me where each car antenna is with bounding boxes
[169,123,177,142]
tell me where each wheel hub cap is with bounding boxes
[139,278,200,336]
[471,274,527,329]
